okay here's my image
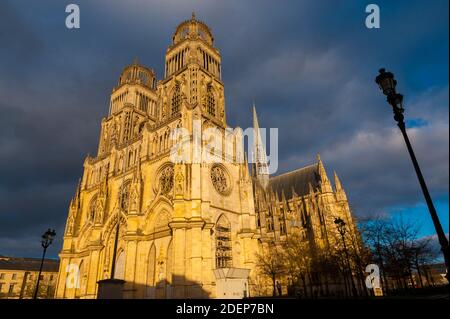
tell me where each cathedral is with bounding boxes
[55,14,357,299]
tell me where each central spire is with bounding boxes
[253,103,269,189]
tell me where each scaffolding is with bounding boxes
[215,224,232,268]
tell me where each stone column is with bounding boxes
[86,248,101,298]
[123,239,138,298]
[55,257,70,298]
[171,226,186,298]
[201,224,214,297]
[189,222,204,297]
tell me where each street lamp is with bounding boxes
[33,228,56,299]
[375,68,450,281]
[334,217,358,297]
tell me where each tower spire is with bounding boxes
[317,154,332,193]
[253,103,269,189]
[281,189,288,207]
[101,164,109,196]
[334,170,347,201]
[75,177,82,209]
[334,171,342,191]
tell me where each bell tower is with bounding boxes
[159,12,226,128]
[97,60,158,156]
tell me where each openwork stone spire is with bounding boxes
[253,103,269,189]
[317,154,333,193]
[334,171,347,202]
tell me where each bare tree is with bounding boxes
[411,237,439,288]
[346,219,372,296]
[281,233,312,297]
[360,215,391,292]
[361,214,441,293]
[384,217,420,289]
[255,243,285,296]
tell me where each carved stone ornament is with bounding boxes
[159,166,174,195]
[211,165,231,195]
[175,170,184,195]
[120,183,131,211]
[129,184,140,211]
[66,215,75,235]
[94,199,104,224]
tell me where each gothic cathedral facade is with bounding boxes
[55,15,357,299]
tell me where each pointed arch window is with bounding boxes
[88,194,98,222]
[215,215,232,268]
[206,84,215,117]
[171,83,181,115]
[138,121,145,134]
[266,211,274,232]
[279,208,287,235]
[119,181,131,211]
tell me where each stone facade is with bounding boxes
[0,256,59,299]
[55,14,357,299]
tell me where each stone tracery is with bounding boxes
[210,164,229,195]
[159,165,174,195]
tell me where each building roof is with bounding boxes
[172,12,214,46]
[0,256,59,272]
[421,262,447,273]
[269,163,320,198]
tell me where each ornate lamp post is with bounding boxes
[375,68,449,280]
[334,217,358,297]
[33,229,56,299]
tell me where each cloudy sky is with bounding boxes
[0,0,448,259]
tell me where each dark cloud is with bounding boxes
[0,0,448,258]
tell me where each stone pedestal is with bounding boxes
[97,279,125,299]
[213,268,251,299]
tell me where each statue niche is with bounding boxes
[94,198,104,224]
[129,182,141,212]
